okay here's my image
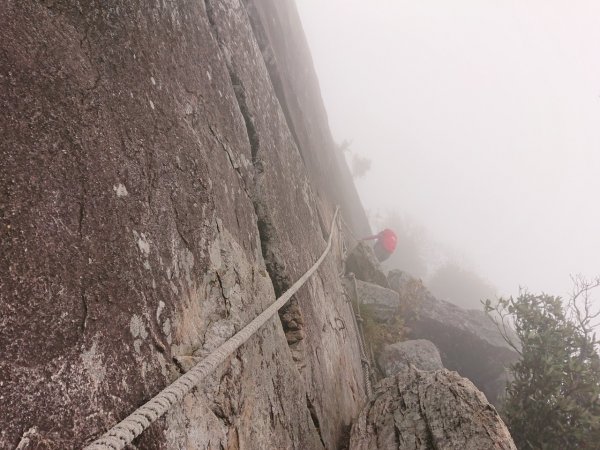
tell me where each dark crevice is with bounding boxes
[203,0,217,28]
[228,71,260,163]
[336,423,352,450]
[78,202,85,236]
[306,394,326,448]
[205,0,258,202]
[215,271,231,318]
[256,216,290,297]
[256,214,308,367]
[148,326,167,355]
[204,0,307,370]
[75,133,89,337]
[80,286,88,331]
[210,405,232,427]
[171,356,186,375]
[269,403,276,425]
[241,0,304,165]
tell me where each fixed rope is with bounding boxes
[348,273,373,397]
[84,207,340,450]
[336,214,373,397]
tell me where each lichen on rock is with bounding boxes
[349,367,517,450]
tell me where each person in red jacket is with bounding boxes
[362,228,397,262]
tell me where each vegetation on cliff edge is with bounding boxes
[485,276,600,449]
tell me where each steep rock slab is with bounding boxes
[349,368,517,450]
[203,1,367,447]
[378,340,443,376]
[351,280,400,322]
[345,243,389,288]
[388,271,519,406]
[1,1,328,448]
[244,0,371,237]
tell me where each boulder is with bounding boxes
[342,278,400,323]
[349,367,517,450]
[388,271,519,406]
[378,340,443,376]
[387,270,429,307]
[345,242,389,287]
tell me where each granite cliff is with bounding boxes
[1,1,516,449]
[1,1,368,448]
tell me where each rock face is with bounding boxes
[204,3,368,447]
[388,271,519,406]
[349,367,517,450]
[378,340,443,376]
[344,279,401,323]
[244,0,371,239]
[1,1,368,448]
[345,243,389,288]
[387,270,428,306]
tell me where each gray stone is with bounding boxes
[349,367,517,450]
[378,340,443,376]
[344,279,400,323]
[387,270,429,306]
[388,271,519,406]
[345,242,390,288]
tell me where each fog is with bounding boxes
[297,0,600,300]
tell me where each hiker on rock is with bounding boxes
[361,228,397,262]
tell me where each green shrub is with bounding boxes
[360,303,406,357]
[484,279,600,449]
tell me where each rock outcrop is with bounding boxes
[378,340,443,376]
[343,279,400,323]
[388,271,519,406]
[349,367,517,450]
[244,0,371,239]
[345,243,389,288]
[1,1,368,448]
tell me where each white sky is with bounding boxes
[296,0,600,298]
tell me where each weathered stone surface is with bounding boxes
[204,1,366,448]
[349,367,517,450]
[343,278,400,323]
[356,281,400,310]
[345,242,389,288]
[388,271,519,406]
[244,0,371,239]
[1,1,365,449]
[387,270,429,307]
[378,340,443,376]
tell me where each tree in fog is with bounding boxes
[428,261,497,310]
[484,276,600,449]
[337,139,371,178]
[351,154,372,178]
[337,139,352,153]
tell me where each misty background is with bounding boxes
[297,0,600,307]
